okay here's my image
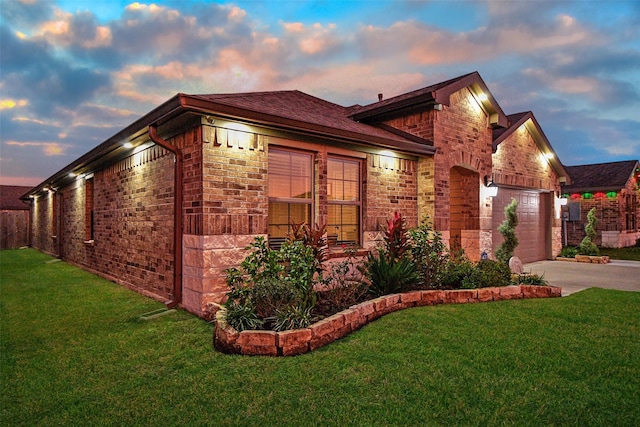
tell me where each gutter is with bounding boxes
[148,124,183,309]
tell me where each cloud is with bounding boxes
[5,141,72,156]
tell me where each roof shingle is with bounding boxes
[564,160,639,192]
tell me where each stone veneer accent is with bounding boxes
[214,285,562,356]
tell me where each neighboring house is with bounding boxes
[1,185,32,250]
[563,160,640,248]
[23,71,569,317]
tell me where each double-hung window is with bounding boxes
[268,149,313,248]
[327,157,361,246]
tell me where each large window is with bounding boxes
[268,149,313,247]
[327,157,361,246]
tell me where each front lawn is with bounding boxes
[599,246,640,261]
[2,249,639,426]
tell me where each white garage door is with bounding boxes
[492,188,549,263]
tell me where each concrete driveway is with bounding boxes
[525,259,640,296]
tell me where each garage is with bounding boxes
[492,188,551,263]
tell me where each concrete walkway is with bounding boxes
[525,259,640,296]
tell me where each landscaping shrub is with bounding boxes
[359,212,418,297]
[316,248,368,316]
[476,259,512,288]
[579,207,599,256]
[361,248,418,296]
[409,218,449,289]
[440,254,480,289]
[223,225,326,331]
[273,305,314,332]
[495,198,519,264]
[559,246,579,258]
[514,273,548,286]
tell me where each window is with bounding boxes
[327,157,361,246]
[268,149,313,248]
[85,177,94,241]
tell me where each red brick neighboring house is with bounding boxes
[563,160,640,248]
[1,185,32,250]
[23,71,570,317]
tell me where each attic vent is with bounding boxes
[378,93,383,102]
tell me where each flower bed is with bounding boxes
[214,285,562,356]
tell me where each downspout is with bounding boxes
[148,124,183,308]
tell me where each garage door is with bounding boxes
[492,188,549,263]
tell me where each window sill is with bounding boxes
[83,240,95,245]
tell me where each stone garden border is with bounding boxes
[213,285,562,356]
[556,255,610,264]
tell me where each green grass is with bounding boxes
[599,246,640,261]
[2,249,640,426]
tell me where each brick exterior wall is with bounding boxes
[183,128,421,315]
[31,191,56,255]
[31,144,177,302]
[565,174,640,248]
[491,121,563,257]
[382,87,493,259]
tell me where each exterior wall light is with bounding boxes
[482,175,498,198]
[478,93,488,102]
[123,142,133,149]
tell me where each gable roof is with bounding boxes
[349,71,509,128]
[564,160,639,193]
[185,90,433,149]
[24,90,436,199]
[492,111,570,183]
[1,185,32,210]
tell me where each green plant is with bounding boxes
[360,248,418,296]
[224,300,263,331]
[579,207,599,256]
[251,277,298,320]
[317,247,368,315]
[495,198,519,264]
[476,259,512,288]
[287,220,328,273]
[272,305,314,331]
[223,234,322,331]
[515,273,548,286]
[559,246,579,258]
[409,218,450,289]
[440,254,480,289]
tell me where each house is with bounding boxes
[1,185,32,250]
[562,160,640,248]
[23,71,569,317]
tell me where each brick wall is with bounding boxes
[183,128,421,315]
[30,143,178,303]
[492,124,560,192]
[492,120,563,256]
[383,88,492,258]
[31,191,56,255]
[565,179,639,248]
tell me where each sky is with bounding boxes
[1,0,639,186]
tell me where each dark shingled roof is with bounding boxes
[1,185,32,210]
[564,160,639,192]
[190,90,423,146]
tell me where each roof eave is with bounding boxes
[24,94,187,199]
[180,95,436,156]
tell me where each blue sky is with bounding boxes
[1,0,639,186]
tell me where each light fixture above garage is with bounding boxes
[482,175,498,198]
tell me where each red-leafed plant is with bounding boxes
[287,220,328,272]
[384,211,411,262]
